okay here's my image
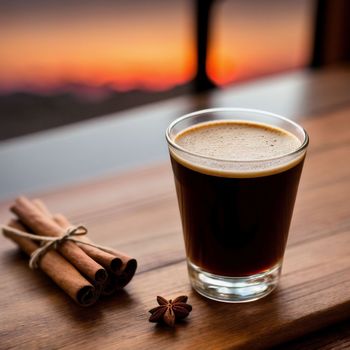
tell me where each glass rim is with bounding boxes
[165,107,309,163]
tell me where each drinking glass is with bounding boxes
[166,108,309,302]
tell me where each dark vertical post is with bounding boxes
[311,0,350,67]
[194,0,216,92]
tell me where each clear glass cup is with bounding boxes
[166,108,309,302]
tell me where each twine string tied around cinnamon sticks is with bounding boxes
[1,224,119,269]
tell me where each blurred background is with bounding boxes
[1,0,349,199]
[0,0,315,140]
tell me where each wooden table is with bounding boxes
[1,66,350,349]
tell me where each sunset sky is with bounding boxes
[0,0,314,95]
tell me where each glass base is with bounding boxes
[188,261,281,303]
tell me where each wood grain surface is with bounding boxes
[1,79,350,349]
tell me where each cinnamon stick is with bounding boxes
[4,220,98,306]
[32,199,137,290]
[33,199,123,272]
[11,196,108,284]
[54,214,124,269]
[53,214,137,289]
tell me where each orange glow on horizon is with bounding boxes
[0,3,195,92]
[0,1,313,93]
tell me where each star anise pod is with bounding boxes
[149,295,192,327]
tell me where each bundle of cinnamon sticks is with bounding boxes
[2,196,137,306]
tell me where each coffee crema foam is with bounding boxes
[172,120,305,178]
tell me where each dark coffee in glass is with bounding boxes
[166,109,308,302]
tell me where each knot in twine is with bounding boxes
[29,225,87,269]
[1,224,117,269]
